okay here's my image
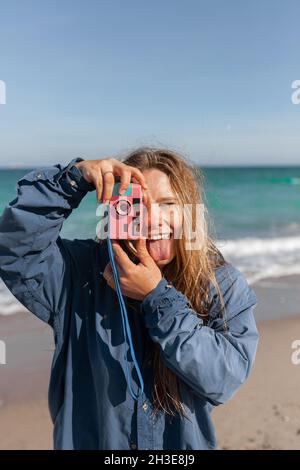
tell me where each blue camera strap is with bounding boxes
[106,235,144,401]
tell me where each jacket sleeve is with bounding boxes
[141,263,259,406]
[0,157,95,327]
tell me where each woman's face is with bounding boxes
[134,168,182,268]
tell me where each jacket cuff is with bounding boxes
[57,157,95,194]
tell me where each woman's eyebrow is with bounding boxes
[155,196,178,203]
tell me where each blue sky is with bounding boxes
[0,0,300,167]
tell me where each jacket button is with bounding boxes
[130,443,137,449]
[142,402,148,411]
[70,179,77,187]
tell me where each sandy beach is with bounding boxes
[0,276,300,450]
[214,315,300,450]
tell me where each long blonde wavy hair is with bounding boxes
[99,147,227,420]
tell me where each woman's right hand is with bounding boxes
[75,158,148,203]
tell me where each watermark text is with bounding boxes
[0,80,6,105]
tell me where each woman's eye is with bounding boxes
[160,202,176,208]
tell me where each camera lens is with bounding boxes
[114,199,131,216]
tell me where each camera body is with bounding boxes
[108,183,147,239]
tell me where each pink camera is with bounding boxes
[108,183,147,239]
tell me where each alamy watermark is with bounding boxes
[291,339,300,365]
[0,80,6,104]
[291,80,300,104]
[0,340,6,365]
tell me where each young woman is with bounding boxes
[0,147,259,450]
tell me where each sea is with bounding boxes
[0,165,299,316]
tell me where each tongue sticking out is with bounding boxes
[147,237,172,262]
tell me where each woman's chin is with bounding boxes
[154,256,174,268]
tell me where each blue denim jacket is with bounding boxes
[0,157,259,450]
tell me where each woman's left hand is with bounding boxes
[103,239,162,301]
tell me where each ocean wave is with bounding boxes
[268,177,300,185]
[217,235,300,284]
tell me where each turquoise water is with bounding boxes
[203,166,300,240]
[0,166,300,291]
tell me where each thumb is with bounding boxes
[103,262,113,281]
[135,238,152,265]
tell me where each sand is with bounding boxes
[213,315,300,450]
[1,305,300,450]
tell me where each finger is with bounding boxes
[95,174,103,203]
[101,169,115,203]
[135,238,152,265]
[111,240,135,271]
[131,168,148,189]
[107,273,116,290]
[113,162,148,189]
[128,166,148,189]
[103,262,113,281]
[118,169,131,195]
[130,176,139,184]
[103,263,116,289]
[142,189,151,211]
